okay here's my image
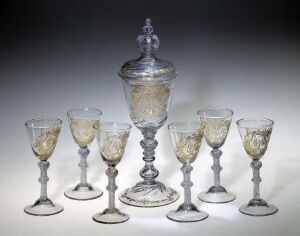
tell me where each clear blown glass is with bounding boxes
[197,108,236,203]
[118,18,179,207]
[166,122,209,222]
[24,118,64,216]
[64,107,103,200]
[237,118,278,216]
[93,122,131,224]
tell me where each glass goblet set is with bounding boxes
[24,108,132,223]
[24,108,278,220]
[165,109,278,221]
[64,109,133,222]
[165,107,234,222]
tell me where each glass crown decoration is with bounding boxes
[118,18,179,207]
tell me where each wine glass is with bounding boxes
[237,118,278,216]
[64,107,103,200]
[93,122,132,224]
[167,122,209,222]
[24,118,63,216]
[197,108,236,203]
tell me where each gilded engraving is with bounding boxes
[175,129,203,163]
[131,83,170,121]
[32,124,61,160]
[100,132,129,166]
[203,119,231,147]
[70,119,100,148]
[243,128,272,159]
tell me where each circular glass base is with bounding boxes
[166,203,209,223]
[64,184,103,200]
[119,181,179,207]
[93,209,129,224]
[24,198,63,216]
[198,190,236,203]
[240,202,278,216]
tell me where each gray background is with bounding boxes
[0,1,299,235]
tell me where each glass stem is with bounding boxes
[211,149,222,187]
[251,160,262,200]
[181,163,193,207]
[78,148,90,185]
[106,166,118,210]
[38,160,49,200]
[140,129,159,185]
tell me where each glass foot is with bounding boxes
[166,203,208,223]
[93,208,129,224]
[198,186,236,203]
[24,198,63,216]
[119,181,179,207]
[64,183,103,200]
[240,199,278,216]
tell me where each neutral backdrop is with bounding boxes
[1,1,299,235]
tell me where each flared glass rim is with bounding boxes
[197,107,233,119]
[25,118,63,129]
[99,122,132,132]
[67,107,102,119]
[236,118,274,128]
[168,121,200,132]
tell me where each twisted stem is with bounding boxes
[78,148,90,186]
[181,163,193,208]
[38,160,49,199]
[211,149,222,187]
[251,160,262,200]
[139,129,159,185]
[106,166,118,211]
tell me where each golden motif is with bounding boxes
[202,119,231,147]
[120,66,176,79]
[243,128,272,159]
[70,119,100,148]
[100,132,129,166]
[175,129,203,163]
[131,82,170,121]
[32,124,61,160]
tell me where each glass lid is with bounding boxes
[119,18,177,81]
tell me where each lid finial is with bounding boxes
[143,18,153,35]
[137,18,160,55]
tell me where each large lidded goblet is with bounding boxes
[167,122,209,222]
[64,107,103,200]
[93,122,131,224]
[237,118,278,216]
[118,18,179,207]
[197,108,236,203]
[24,118,63,216]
